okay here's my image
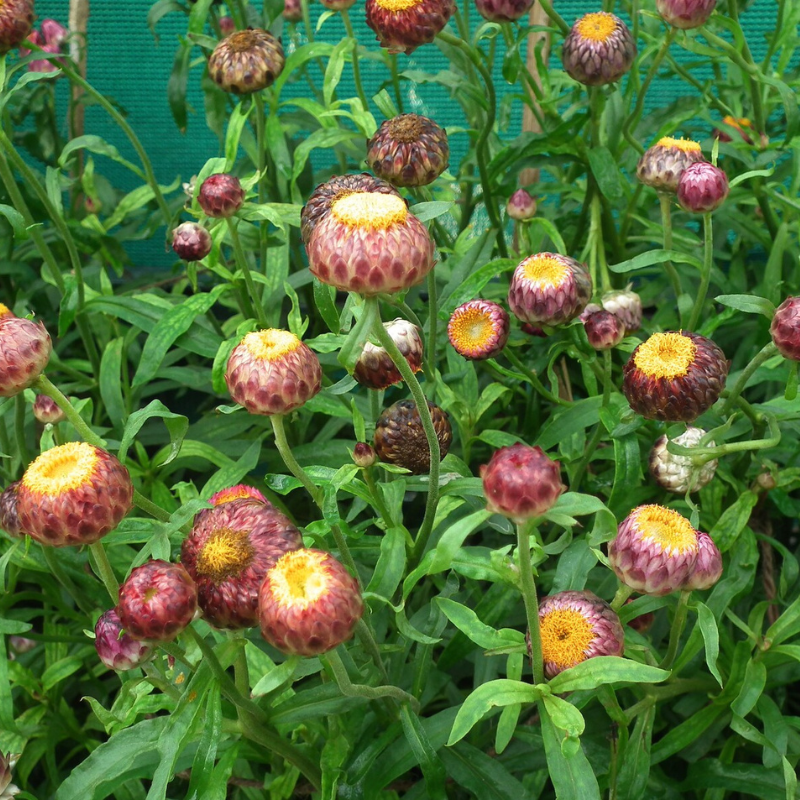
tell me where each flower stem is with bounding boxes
[517,522,544,685]
[226,218,267,327]
[14,395,28,470]
[659,194,683,307]
[270,415,323,506]
[688,213,713,331]
[602,349,613,407]
[722,341,779,415]
[388,53,404,113]
[504,348,569,406]
[660,590,692,671]
[89,541,119,602]
[536,0,570,35]
[425,270,438,396]
[610,584,634,613]
[253,93,270,309]
[341,11,370,112]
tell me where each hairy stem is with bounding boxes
[517,522,544,685]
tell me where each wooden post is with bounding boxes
[519,3,550,189]
[68,0,89,142]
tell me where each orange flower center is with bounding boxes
[22,442,98,495]
[656,136,702,153]
[269,550,329,610]
[540,608,595,671]
[331,192,408,231]
[373,0,424,10]
[196,528,255,583]
[521,254,570,289]
[633,332,696,379]
[634,505,698,555]
[575,12,617,43]
[449,307,496,351]
[0,303,12,319]
[722,115,751,129]
[242,329,301,361]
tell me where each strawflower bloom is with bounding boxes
[353,442,377,468]
[225,329,322,416]
[197,173,245,218]
[117,560,198,641]
[481,443,564,523]
[354,318,423,389]
[656,0,715,28]
[207,28,285,94]
[506,189,537,221]
[609,505,721,595]
[475,0,534,23]
[683,531,723,591]
[17,442,133,547]
[0,0,33,54]
[507,252,592,327]
[374,399,452,474]
[677,162,729,213]
[320,0,357,10]
[562,12,636,87]
[622,331,728,422]
[0,482,21,538]
[171,222,212,262]
[259,549,363,656]
[601,288,642,334]
[306,191,435,295]
[0,315,52,397]
[533,591,624,679]
[770,296,800,361]
[447,300,510,361]
[649,426,717,493]
[583,309,624,350]
[636,137,706,193]
[32,395,65,425]
[366,114,449,188]
[365,0,454,55]
[94,609,155,671]
[182,499,304,629]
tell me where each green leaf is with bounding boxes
[313,278,340,333]
[680,760,786,800]
[337,301,378,372]
[709,491,758,553]
[731,659,767,717]
[0,203,30,240]
[58,136,144,179]
[650,704,724,764]
[168,39,191,133]
[607,432,642,518]
[696,602,723,686]
[728,167,775,188]
[42,656,84,690]
[529,217,567,256]
[715,294,776,318]
[437,598,524,651]
[587,146,623,202]
[185,685,222,800]
[99,337,126,431]
[118,400,189,467]
[615,705,655,800]
[439,258,517,315]
[536,397,602,450]
[411,201,455,222]
[0,618,32,634]
[366,525,407,601]
[440,741,534,800]
[400,705,447,800]
[428,509,491,574]
[609,249,702,274]
[324,38,352,106]
[547,657,670,694]
[201,438,262,499]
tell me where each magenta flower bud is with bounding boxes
[677,162,729,213]
[649,427,717,494]
[365,0,454,55]
[207,29,285,94]
[353,318,423,389]
[562,12,636,87]
[683,531,722,591]
[171,222,213,262]
[770,296,800,361]
[506,189,537,221]
[508,252,592,327]
[583,310,625,350]
[475,0,534,23]
[601,288,642,334]
[197,173,245,218]
[40,19,68,46]
[8,635,36,655]
[94,609,155,671]
[0,316,52,398]
[0,482,22,538]
[609,505,709,596]
[219,15,236,35]
[320,0,356,10]
[0,0,34,55]
[480,443,565,523]
[32,394,65,425]
[532,590,624,679]
[117,560,198,641]
[353,442,377,468]
[447,300,510,361]
[656,0,716,29]
[636,137,706,193]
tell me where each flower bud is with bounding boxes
[649,426,717,494]
[219,15,236,35]
[94,609,155,671]
[481,443,564,523]
[353,442,377,468]
[521,323,547,337]
[117,560,198,641]
[374,399,452,474]
[320,0,357,10]
[365,0,454,55]
[623,331,728,422]
[601,288,642,334]
[366,114,449,188]
[306,191,435,295]
[583,310,625,350]
[171,222,213,262]
[636,137,706,193]
[8,635,36,655]
[0,482,22,538]
[624,598,654,634]
[225,329,322,416]
[0,0,34,55]
[354,318,423,389]
[197,173,245,218]
[182,500,303,629]
[32,395,65,425]
[770,296,800,361]
[677,162,729,213]
[508,252,592,327]
[259,549,363,656]
[562,12,636,86]
[18,443,133,547]
[475,0,534,23]
[656,0,715,28]
[531,590,624,679]
[683,531,722,591]
[506,189,537,221]
[447,300,510,360]
[207,29,285,94]
[0,316,52,397]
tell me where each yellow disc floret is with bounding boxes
[722,115,751,129]
[575,12,617,42]
[331,192,408,231]
[22,442,99,496]
[449,307,494,351]
[540,608,596,671]
[522,254,570,289]
[269,550,330,610]
[634,505,698,555]
[374,0,424,10]
[196,528,255,583]
[0,303,12,319]
[633,332,696,379]
[242,329,301,361]
[657,136,702,153]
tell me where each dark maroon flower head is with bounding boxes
[198,173,245,218]
[172,222,213,262]
[475,0,534,23]
[365,0,455,55]
[0,316,52,398]
[0,482,22,538]
[583,310,625,350]
[0,0,35,55]
[770,296,800,362]
[677,163,729,213]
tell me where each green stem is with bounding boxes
[341,11,370,112]
[226,219,266,326]
[535,0,570,35]
[516,522,544,685]
[388,53,404,113]
[425,270,438,396]
[659,194,683,307]
[602,349,613,407]
[571,422,605,493]
[722,342,779,415]
[362,467,397,530]
[590,194,611,292]
[89,541,119,602]
[660,590,691,671]
[687,213,713,331]
[270,415,323,506]
[610,584,633,613]
[133,489,172,523]
[232,631,251,698]
[14,395,28,470]
[504,349,569,406]
[253,93,269,287]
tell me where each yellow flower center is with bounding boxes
[22,442,99,496]
[633,332,696,379]
[269,550,329,610]
[374,0,424,11]
[521,254,570,289]
[331,192,408,231]
[0,303,11,318]
[575,12,617,43]
[211,485,260,506]
[242,329,301,361]
[449,307,495,351]
[722,115,751,129]
[540,608,596,671]
[196,528,255,583]
[388,115,424,143]
[656,136,701,153]
[634,505,698,555]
